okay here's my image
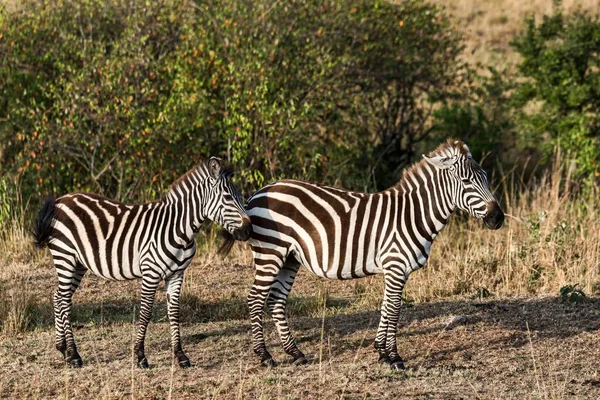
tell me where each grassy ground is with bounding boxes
[1,261,599,399]
[430,0,600,68]
[1,154,600,399]
[1,1,600,398]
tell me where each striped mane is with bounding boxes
[167,160,234,194]
[397,139,471,188]
[168,165,203,193]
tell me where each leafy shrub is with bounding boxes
[559,284,587,304]
[433,67,515,170]
[511,5,600,181]
[0,0,468,202]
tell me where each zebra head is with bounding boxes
[423,141,504,230]
[203,157,252,241]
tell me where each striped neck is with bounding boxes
[163,166,207,244]
[395,162,456,241]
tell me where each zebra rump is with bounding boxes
[34,196,57,249]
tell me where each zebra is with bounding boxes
[221,139,504,370]
[34,157,251,369]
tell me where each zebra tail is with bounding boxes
[34,196,56,249]
[218,229,236,256]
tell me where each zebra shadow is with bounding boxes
[194,295,600,361]
[20,292,600,354]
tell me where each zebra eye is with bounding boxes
[461,178,471,184]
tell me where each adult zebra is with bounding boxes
[221,140,504,370]
[34,157,251,369]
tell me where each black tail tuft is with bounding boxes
[218,228,236,256]
[34,196,56,249]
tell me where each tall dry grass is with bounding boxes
[0,152,598,335]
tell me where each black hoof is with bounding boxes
[69,358,83,368]
[292,356,308,366]
[138,357,150,369]
[378,355,391,365]
[390,361,406,371]
[178,359,191,369]
[261,358,277,368]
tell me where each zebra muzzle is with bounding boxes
[483,202,504,230]
[232,219,252,241]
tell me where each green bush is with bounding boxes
[0,0,467,201]
[511,4,600,181]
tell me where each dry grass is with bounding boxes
[1,152,599,398]
[1,1,600,397]
[430,0,600,69]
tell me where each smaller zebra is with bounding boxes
[34,157,251,368]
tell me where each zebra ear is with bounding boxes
[208,157,223,178]
[423,154,457,169]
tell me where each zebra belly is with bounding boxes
[49,243,143,281]
[289,245,383,280]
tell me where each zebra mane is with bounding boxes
[398,139,471,186]
[167,159,234,194]
[168,165,203,193]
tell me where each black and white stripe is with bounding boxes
[237,140,504,370]
[34,157,251,368]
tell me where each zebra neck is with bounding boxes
[398,166,455,244]
[428,168,456,237]
[163,173,207,244]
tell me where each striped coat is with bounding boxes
[229,140,504,370]
[35,157,251,368]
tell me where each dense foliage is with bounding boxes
[0,0,467,202]
[0,0,598,208]
[511,7,600,180]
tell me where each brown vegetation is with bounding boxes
[1,150,599,399]
[430,0,600,68]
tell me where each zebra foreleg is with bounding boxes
[266,261,306,365]
[165,271,191,368]
[374,292,391,365]
[135,276,160,369]
[382,268,408,371]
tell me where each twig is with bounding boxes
[130,305,136,400]
[503,213,525,223]
[526,321,546,399]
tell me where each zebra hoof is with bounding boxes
[261,358,277,368]
[69,358,83,368]
[138,357,150,369]
[178,359,192,369]
[390,361,406,371]
[292,356,308,366]
[378,355,391,365]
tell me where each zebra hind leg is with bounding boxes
[248,259,282,367]
[53,291,67,359]
[165,271,191,368]
[52,259,86,368]
[266,260,307,365]
[135,276,160,369]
